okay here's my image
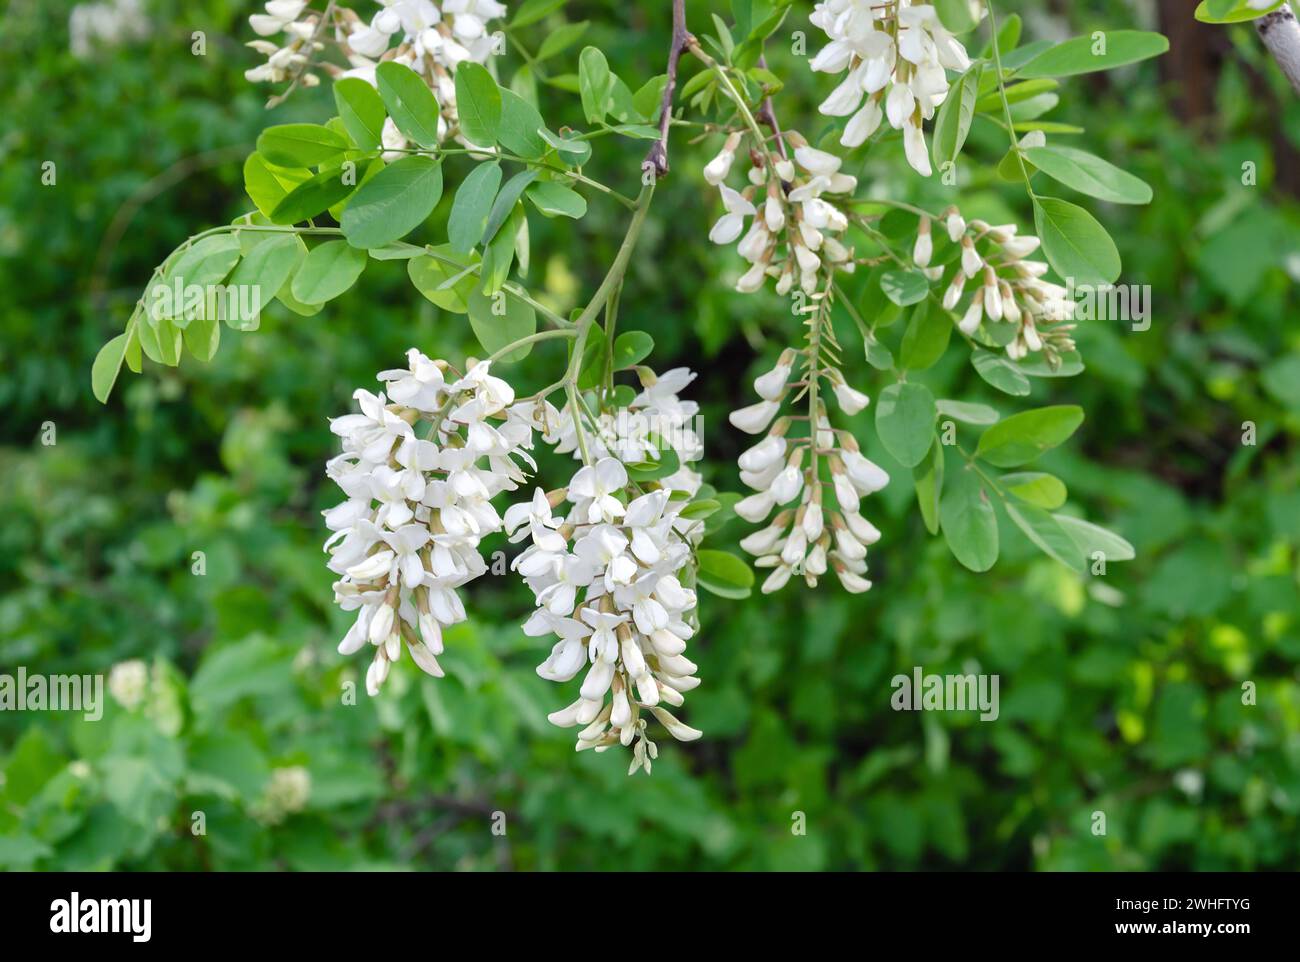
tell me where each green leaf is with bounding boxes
[1000,471,1067,509]
[226,234,304,330]
[479,204,523,294]
[899,299,951,370]
[526,180,587,218]
[632,74,669,121]
[340,155,443,249]
[696,549,755,600]
[270,167,356,224]
[975,405,1084,467]
[932,63,982,168]
[940,467,999,572]
[1004,501,1084,570]
[936,399,1000,426]
[1195,0,1286,23]
[971,349,1031,396]
[678,498,721,521]
[935,0,979,33]
[408,247,479,313]
[291,241,368,304]
[537,20,589,60]
[449,161,503,254]
[455,62,503,146]
[512,0,567,28]
[376,61,441,147]
[276,273,324,316]
[188,732,270,801]
[467,285,537,362]
[982,11,1022,57]
[579,46,613,124]
[256,123,349,168]
[880,269,930,307]
[243,153,310,218]
[183,313,221,361]
[482,169,539,246]
[613,330,654,368]
[1017,30,1169,79]
[498,90,548,159]
[163,234,242,294]
[974,78,1059,113]
[1024,145,1153,205]
[875,382,937,468]
[914,439,944,535]
[539,127,592,166]
[1056,515,1136,563]
[333,77,387,151]
[92,332,130,403]
[368,241,426,260]
[1033,196,1122,287]
[626,440,681,483]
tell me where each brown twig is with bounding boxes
[643,0,694,179]
[755,54,788,160]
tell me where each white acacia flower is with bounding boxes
[729,399,780,435]
[709,185,757,245]
[513,456,704,773]
[324,351,540,695]
[810,0,973,174]
[569,458,628,524]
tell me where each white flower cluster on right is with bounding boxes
[729,347,888,595]
[916,207,1079,363]
[509,458,704,775]
[809,0,976,176]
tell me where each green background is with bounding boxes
[2,0,1299,870]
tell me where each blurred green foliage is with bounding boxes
[2,0,1299,871]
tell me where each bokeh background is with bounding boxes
[2,0,1299,870]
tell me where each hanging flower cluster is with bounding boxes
[68,0,150,60]
[809,0,975,176]
[245,1,325,86]
[323,350,547,695]
[707,131,858,297]
[548,367,706,496]
[509,458,704,775]
[730,340,887,595]
[914,207,1079,364]
[245,0,507,143]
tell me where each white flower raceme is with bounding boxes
[324,350,550,695]
[246,1,507,137]
[547,366,705,498]
[917,207,1078,365]
[731,339,887,595]
[510,459,704,775]
[809,0,976,176]
[107,659,149,710]
[69,0,150,60]
[244,1,320,85]
[706,130,858,297]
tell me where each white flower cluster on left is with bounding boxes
[246,0,507,142]
[323,349,547,695]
